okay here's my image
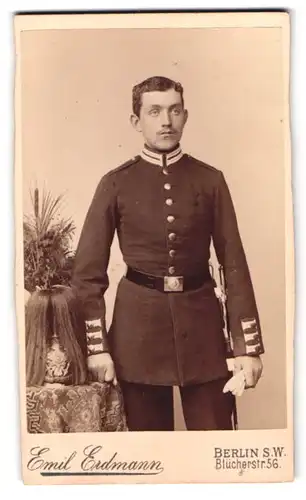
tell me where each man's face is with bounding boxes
[131,89,188,152]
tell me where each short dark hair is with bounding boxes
[132,76,184,117]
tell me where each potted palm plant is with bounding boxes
[23,187,76,292]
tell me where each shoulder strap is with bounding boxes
[105,155,141,177]
[186,154,220,173]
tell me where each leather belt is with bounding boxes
[125,267,211,293]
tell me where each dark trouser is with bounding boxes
[120,378,235,431]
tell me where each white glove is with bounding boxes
[223,368,246,397]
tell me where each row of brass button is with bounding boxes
[163,168,177,275]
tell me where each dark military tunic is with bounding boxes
[72,145,264,387]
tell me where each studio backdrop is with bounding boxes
[21,26,287,430]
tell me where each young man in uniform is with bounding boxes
[72,76,264,431]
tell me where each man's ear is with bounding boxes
[130,114,142,132]
[183,109,189,126]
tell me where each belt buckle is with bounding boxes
[164,276,184,292]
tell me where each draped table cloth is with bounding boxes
[26,382,128,433]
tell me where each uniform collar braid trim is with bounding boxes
[140,144,183,167]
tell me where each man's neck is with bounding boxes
[144,143,180,155]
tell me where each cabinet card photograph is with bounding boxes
[14,11,294,484]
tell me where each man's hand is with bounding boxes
[87,352,117,386]
[234,355,263,389]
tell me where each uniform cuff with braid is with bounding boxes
[85,319,109,356]
[233,317,264,357]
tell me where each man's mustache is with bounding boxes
[158,129,177,135]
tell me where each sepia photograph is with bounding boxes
[14,11,293,484]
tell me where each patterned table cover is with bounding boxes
[26,382,128,433]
